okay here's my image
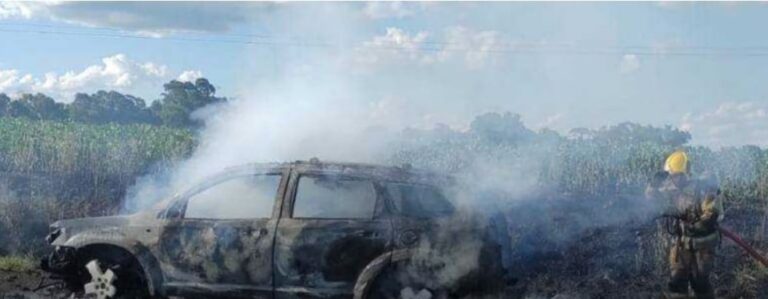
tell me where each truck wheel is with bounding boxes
[84,260,117,299]
[80,254,150,299]
[366,266,447,299]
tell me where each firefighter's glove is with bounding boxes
[686,220,713,236]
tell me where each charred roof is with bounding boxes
[212,159,452,185]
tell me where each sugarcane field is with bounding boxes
[1,2,768,299]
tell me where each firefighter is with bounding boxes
[645,150,722,299]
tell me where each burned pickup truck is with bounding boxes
[41,160,508,298]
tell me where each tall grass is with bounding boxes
[0,118,196,255]
[0,118,195,176]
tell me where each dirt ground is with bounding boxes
[0,268,71,299]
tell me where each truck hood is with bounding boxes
[51,215,131,230]
[47,210,162,247]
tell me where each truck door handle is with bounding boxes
[400,230,419,246]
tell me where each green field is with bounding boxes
[0,118,196,255]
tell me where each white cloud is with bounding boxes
[0,70,22,90]
[0,2,41,19]
[363,2,414,19]
[178,70,203,82]
[0,2,268,35]
[680,101,768,148]
[619,54,640,74]
[0,54,195,101]
[439,26,502,69]
[355,27,432,66]
[355,26,503,69]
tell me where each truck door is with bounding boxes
[274,172,392,298]
[158,170,286,297]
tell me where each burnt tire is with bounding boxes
[78,250,150,299]
[366,265,447,299]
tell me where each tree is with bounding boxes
[585,122,690,147]
[0,78,226,128]
[6,93,66,120]
[152,78,226,128]
[469,112,535,144]
[0,94,9,117]
[69,91,157,125]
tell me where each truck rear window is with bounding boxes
[385,183,455,218]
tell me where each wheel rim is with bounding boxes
[400,287,433,299]
[83,260,118,299]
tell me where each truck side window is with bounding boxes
[385,183,454,218]
[185,174,281,219]
[293,175,376,219]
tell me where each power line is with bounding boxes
[8,21,768,53]
[3,24,768,57]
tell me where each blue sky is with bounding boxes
[1,2,768,147]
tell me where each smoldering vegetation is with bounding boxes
[386,116,768,298]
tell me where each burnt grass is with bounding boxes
[5,202,767,299]
[0,269,71,299]
[4,195,768,299]
[2,178,768,298]
[501,195,768,299]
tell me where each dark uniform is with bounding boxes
[646,173,722,299]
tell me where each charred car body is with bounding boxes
[41,161,508,298]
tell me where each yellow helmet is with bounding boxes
[664,150,688,174]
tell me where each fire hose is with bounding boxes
[659,214,768,267]
[718,226,768,268]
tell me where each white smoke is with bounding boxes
[118,7,670,297]
[123,61,405,211]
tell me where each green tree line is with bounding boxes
[0,78,225,128]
